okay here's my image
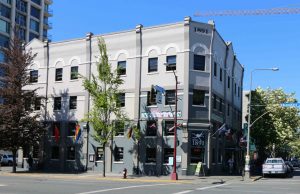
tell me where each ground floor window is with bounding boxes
[146,148,156,163]
[190,147,205,163]
[190,131,206,164]
[114,147,123,162]
[96,147,104,161]
[164,148,174,164]
[51,146,59,159]
[67,146,75,160]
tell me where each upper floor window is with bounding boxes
[29,70,38,83]
[219,68,223,82]
[16,0,27,12]
[146,120,157,136]
[166,55,176,71]
[114,121,125,136]
[32,0,41,5]
[0,0,12,5]
[30,19,39,32]
[117,61,126,75]
[70,66,78,80]
[17,28,26,41]
[227,76,230,89]
[0,4,11,19]
[0,19,10,34]
[214,62,217,77]
[15,13,26,27]
[0,34,9,48]
[53,97,61,110]
[34,97,41,110]
[55,68,63,81]
[69,96,77,110]
[193,89,205,106]
[118,93,125,107]
[148,57,158,73]
[165,90,175,105]
[31,6,40,19]
[194,54,205,71]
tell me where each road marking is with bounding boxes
[0,184,6,187]
[75,183,174,194]
[173,183,230,194]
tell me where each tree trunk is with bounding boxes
[102,143,106,177]
[12,150,17,173]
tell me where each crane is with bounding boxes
[194,7,300,17]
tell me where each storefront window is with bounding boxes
[190,131,206,164]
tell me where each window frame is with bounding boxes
[55,68,63,81]
[114,146,124,162]
[69,96,77,110]
[29,70,38,83]
[193,89,205,106]
[146,120,157,136]
[117,61,126,75]
[146,148,156,163]
[70,66,78,80]
[166,55,176,71]
[164,120,175,136]
[118,93,125,107]
[148,57,158,73]
[165,90,175,105]
[193,54,205,71]
[53,97,61,111]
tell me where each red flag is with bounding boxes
[54,125,60,143]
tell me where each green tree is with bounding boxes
[0,32,45,173]
[82,38,128,177]
[250,88,300,160]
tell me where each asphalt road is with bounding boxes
[0,169,299,194]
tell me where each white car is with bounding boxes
[262,158,288,177]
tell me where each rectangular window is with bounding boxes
[29,70,38,83]
[146,120,157,136]
[16,0,27,12]
[219,98,223,112]
[67,146,75,160]
[114,146,123,162]
[194,55,205,71]
[227,76,230,88]
[15,13,26,27]
[68,122,76,136]
[0,34,9,48]
[17,28,26,41]
[193,89,205,106]
[55,68,63,81]
[29,32,39,41]
[32,0,41,5]
[69,96,77,110]
[96,147,104,161]
[51,146,59,159]
[165,90,175,105]
[70,66,78,80]
[213,94,217,109]
[31,6,40,19]
[147,90,157,106]
[146,148,156,163]
[190,147,205,164]
[219,68,223,81]
[117,61,126,75]
[115,121,125,136]
[54,97,61,110]
[0,4,11,19]
[34,97,41,110]
[0,19,10,34]
[166,55,176,71]
[214,62,217,76]
[30,19,39,32]
[148,57,158,73]
[164,148,174,163]
[164,120,174,136]
[0,0,12,5]
[118,93,125,107]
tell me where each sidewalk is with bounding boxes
[0,166,261,184]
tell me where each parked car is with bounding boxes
[291,159,299,167]
[262,158,288,177]
[0,154,14,166]
[285,161,294,173]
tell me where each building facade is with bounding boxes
[25,17,244,175]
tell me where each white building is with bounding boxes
[25,17,244,175]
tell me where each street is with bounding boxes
[0,169,300,194]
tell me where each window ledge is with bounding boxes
[192,105,206,108]
[165,70,177,73]
[147,105,158,108]
[147,72,159,75]
[113,161,124,164]
[95,160,103,163]
[191,69,208,73]
[120,74,127,77]
[55,81,63,83]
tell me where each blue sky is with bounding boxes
[51,0,300,100]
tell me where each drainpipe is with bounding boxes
[207,20,215,173]
[85,32,93,171]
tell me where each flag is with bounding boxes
[149,122,156,128]
[74,124,82,143]
[154,85,165,94]
[127,127,133,139]
[168,123,182,131]
[217,123,227,135]
[54,125,60,143]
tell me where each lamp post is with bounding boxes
[245,67,279,179]
[164,63,178,180]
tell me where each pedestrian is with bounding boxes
[228,158,234,174]
[28,155,33,171]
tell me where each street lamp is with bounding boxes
[245,67,279,179]
[164,62,178,180]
